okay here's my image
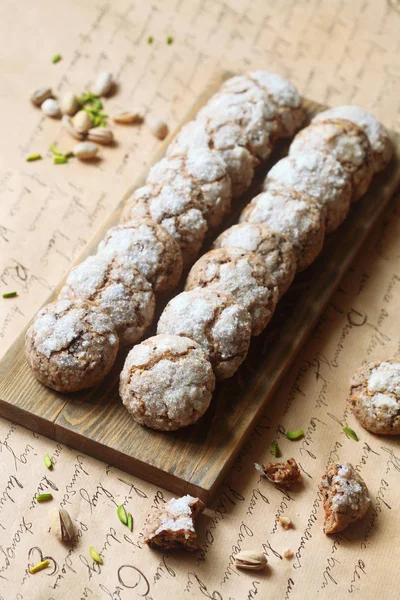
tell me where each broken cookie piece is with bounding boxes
[144,494,205,551]
[255,458,302,487]
[319,462,370,534]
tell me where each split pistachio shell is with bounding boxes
[95,71,113,96]
[73,141,99,160]
[112,110,143,124]
[234,550,267,570]
[146,115,169,140]
[50,507,75,542]
[31,87,52,107]
[60,92,79,116]
[88,127,114,145]
[41,98,61,118]
[62,115,85,140]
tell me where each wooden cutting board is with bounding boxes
[1,71,399,502]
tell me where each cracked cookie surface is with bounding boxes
[98,218,182,293]
[185,247,278,336]
[319,462,370,534]
[157,289,252,380]
[168,119,254,198]
[119,334,215,431]
[290,118,373,202]
[25,299,119,392]
[312,105,392,173]
[265,151,352,233]
[349,359,400,435]
[240,182,326,271]
[59,253,155,346]
[213,222,296,297]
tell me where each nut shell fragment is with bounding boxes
[50,508,75,542]
[234,551,267,570]
[146,115,169,140]
[31,87,52,107]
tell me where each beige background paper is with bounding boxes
[1,0,400,598]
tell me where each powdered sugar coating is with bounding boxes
[168,119,254,198]
[319,462,370,534]
[213,222,296,297]
[198,83,278,162]
[265,151,352,233]
[59,253,155,347]
[144,495,205,550]
[25,299,119,392]
[349,359,400,434]
[290,119,373,202]
[224,71,305,137]
[312,105,393,173]
[119,334,215,431]
[146,149,231,229]
[185,247,279,336]
[240,183,326,271]
[158,289,252,379]
[121,184,207,267]
[98,218,182,293]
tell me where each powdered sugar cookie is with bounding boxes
[59,253,155,347]
[265,151,352,233]
[119,334,215,431]
[168,119,254,198]
[290,119,373,202]
[121,184,207,268]
[144,495,205,551]
[157,289,252,379]
[312,105,393,173]
[98,218,182,293]
[25,299,119,393]
[146,149,231,229]
[198,83,278,163]
[185,247,278,336]
[349,359,400,435]
[240,183,326,271]
[213,223,296,297]
[222,71,305,138]
[319,463,370,534]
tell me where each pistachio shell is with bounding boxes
[62,115,85,140]
[95,71,113,96]
[112,110,143,124]
[31,87,52,107]
[41,98,61,118]
[234,550,267,570]
[146,115,169,140]
[72,110,93,134]
[87,127,114,145]
[60,92,79,116]
[73,141,99,160]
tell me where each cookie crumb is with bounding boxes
[279,516,292,530]
[283,548,294,559]
[144,494,205,551]
[256,458,302,487]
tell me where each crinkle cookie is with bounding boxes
[265,151,352,233]
[98,218,182,293]
[213,223,296,298]
[240,183,326,271]
[222,71,305,138]
[59,253,155,347]
[146,149,231,229]
[168,119,254,198]
[290,119,373,202]
[312,105,393,173]
[121,183,207,268]
[119,334,215,431]
[349,359,400,435]
[157,289,252,380]
[319,462,370,534]
[185,247,278,336]
[144,495,205,551]
[25,299,119,393]
[198,82,279,163]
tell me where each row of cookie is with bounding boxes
[25,71,304,392]
[118,105,392,430]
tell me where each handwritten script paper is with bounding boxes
[1,0,400,598]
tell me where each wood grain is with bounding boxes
[0,72,399,502]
